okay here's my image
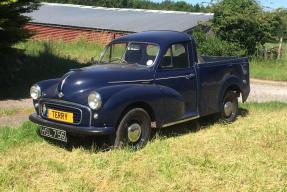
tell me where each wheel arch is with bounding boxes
[217,77,243,112]
[116,101,156,130]
[225,84,241,97]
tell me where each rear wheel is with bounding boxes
[220,90,238,123]
[113,108,151,148]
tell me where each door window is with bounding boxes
[159,43,189,69]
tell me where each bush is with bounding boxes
[211,0,286,55]
[192,29,245,56]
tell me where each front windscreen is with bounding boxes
[99,42,159,67]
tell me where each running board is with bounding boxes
[162,115,200,128]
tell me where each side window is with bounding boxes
[159,43,189,69]
[160,47,172,69]
[172,44,189,68]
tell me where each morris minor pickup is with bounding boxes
[29,31,250,148]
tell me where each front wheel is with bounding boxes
[220,91,238,123]
[113,108,151,149]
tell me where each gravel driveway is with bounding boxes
[0,99,32,128]
[247,79,287,103]
[0,79,286,128]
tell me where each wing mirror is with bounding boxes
[91,57,99,65]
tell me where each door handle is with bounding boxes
[185,74,195,79]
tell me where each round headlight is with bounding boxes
[88,91,102,110]
[30,84,41,100]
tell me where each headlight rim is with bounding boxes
[88,91,102,110]
[30,84,41,100]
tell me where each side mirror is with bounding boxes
[91,57,99,65]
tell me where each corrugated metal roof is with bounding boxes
[25,3,214,33]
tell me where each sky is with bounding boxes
[152,0,287,9]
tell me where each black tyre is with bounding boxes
[113,108,151,148]
[220,90,238,123]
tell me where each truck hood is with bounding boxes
[46,64,153,102]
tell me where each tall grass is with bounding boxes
[250,43,287,81]
[0,102,287,191]
[15,39,104,63]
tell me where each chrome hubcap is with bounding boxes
[127,123,142,143]
[224,101,233,117]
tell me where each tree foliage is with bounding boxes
[275,8,287,40]
[0,0,39,51]
[210,0,286,55]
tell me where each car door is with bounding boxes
[155,43,197,118]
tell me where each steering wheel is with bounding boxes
[110,57,128,64]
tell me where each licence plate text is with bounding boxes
[48,109,73,123]
[40,126,67,142]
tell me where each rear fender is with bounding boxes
[217,76,243,111]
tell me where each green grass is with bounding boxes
[0,122,41,151]
[250,43,287,81]
[0,102,287,191]
[0,108,34,117]
[0,108,17,116]
[15,39,103,64]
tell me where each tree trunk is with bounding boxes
[277,37,283,60]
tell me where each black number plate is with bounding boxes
[40,126,67,142]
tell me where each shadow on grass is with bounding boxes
[41,135,111,152]
[152,107,249,138]
[39,107,249,152]
[0,44,88,100]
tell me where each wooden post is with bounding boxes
[277,37,283,60]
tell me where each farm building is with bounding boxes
[25,3,214,45]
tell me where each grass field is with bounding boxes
[0,102,287,191]
[250,43,287,81]
[15,39,103,64]
[0,108,34,118]
[0,108,17,116]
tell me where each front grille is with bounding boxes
[39,99,91,126]
[45,103,82,124]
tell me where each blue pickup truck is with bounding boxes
[29,31,250,148]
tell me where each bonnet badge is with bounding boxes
[58,92,64,98]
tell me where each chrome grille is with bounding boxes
[41,102,82,124]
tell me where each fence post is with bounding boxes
[277,37,283,60]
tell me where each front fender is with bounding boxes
[96,82,186,127]
[96,84,164,127]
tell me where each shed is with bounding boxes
[25,3,214,44]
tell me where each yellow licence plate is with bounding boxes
[48,109,74,123]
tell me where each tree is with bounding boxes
[0,0,39,51]
[210,0,287,55]
[211,0,263,55]
[274,9,287,40]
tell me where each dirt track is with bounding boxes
[0,79,287,128]
[0,99,32,128]
[247,79,287,103]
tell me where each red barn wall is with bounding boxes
[25,24,127,45]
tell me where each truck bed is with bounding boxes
[200,56,238,63]
[196,56,250,116]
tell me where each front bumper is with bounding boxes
[29,113,114,136]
